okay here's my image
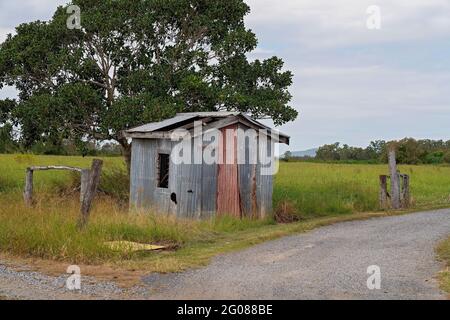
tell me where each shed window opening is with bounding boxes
[157,153,170,188]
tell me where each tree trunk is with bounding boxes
[118,138,132,175]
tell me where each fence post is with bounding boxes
[401,174,410,208]
[379,175,388,210]
[80,169,91,204]
[24,168,33,207]
[388,149,401,209]
[78,159,103,229]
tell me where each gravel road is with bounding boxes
[144,209,450,300]
[0,264,128,300]
[0,209,449,300]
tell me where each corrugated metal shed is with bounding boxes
[126,112,288,219]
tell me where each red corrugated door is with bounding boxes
[217,124,241,217]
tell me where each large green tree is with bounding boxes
[0,0,297,170]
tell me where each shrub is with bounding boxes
[66,166,129,204]
[424,151,444,164]
[274,200,300,223]
[98,166,130,204]
[444,152,450,164]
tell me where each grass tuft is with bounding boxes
[274,200,300,223]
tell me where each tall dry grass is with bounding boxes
[0,193,190,263]
[0,192,273,264]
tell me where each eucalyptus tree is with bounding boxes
[0,0,297,171]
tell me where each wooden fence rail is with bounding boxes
[23,159,103,229]
[27,165,83,172]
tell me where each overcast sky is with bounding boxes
[1,0,449,152]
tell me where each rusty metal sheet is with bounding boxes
[217,124,241,218]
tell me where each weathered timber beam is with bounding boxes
[388,148,401,209]
[24,168,33,207]
[78,159,103,229]
[28,166,83,172]
[379,175,389,210]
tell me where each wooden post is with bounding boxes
[379,175,388,210]
[24,168,33,207]
[80,169,90,203]
[401,174,410,208]
[388,149,401,209]
[78,159,103,229]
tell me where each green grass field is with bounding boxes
[0,154,124,193]
[0,154,449,271]
[437,236,450,294]
[274,162,450,217]
[2,154,450,214]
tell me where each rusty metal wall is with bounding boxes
[216,124,241,217]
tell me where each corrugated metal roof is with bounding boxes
[176,112,240,117]
[125,112,290,144]
[239,113,291,140]
[127,114,199,133]
[177,112,290,138]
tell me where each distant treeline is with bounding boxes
[3,122,450,164]
[284,138,450,165]
[0,124,122,156]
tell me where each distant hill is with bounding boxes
[291,148,318,158]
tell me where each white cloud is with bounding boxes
[245,0,450,48]
[278,63,450,150]
[294,66,450,111]
[0,0,68,28]
[0,27,14,43]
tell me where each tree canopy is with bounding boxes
[0,0,297,168]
